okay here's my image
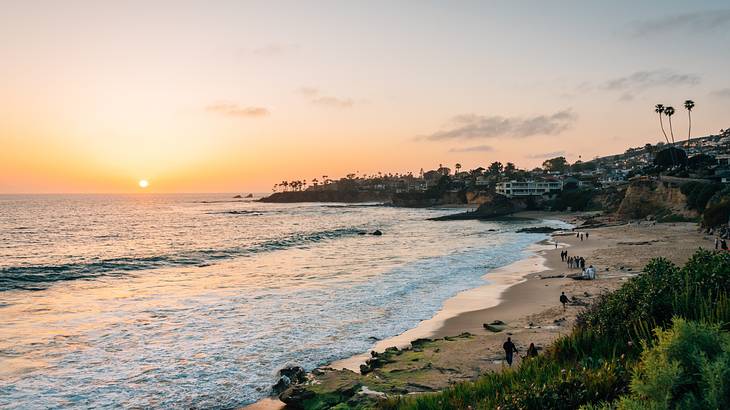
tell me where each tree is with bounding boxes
[454,163,462,175]
[684,100,695,145]
[488,161,503,176]
[655,104,670,145]
[542,156,569,173]
[664,106,676,144]
[504,162,516,177]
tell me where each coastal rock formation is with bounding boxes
[616,177,695,220]
[259,190,391,203]
[430,194,525,221]
[516,226,561,234]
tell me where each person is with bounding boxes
[503,337,519,366]
[716,237,720,250]
[585,264,596,280]
[580,257,586,270]
[526,343,538,358]
[576,232,580,238]
[568,256,573,268]
[560,291,569,311]
[580,233,584,241]
[585,232,589,239]
[555,241,558,249]
[722,239,728,251]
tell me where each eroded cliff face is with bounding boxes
[465,190,498,205]
[616,178,696,219]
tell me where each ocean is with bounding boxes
[0,194,566,408]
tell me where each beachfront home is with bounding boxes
[495,179,563,198]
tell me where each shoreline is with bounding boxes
[247,213,713,409]
[245,211,575,409]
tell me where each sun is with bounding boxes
[138,179,149,189]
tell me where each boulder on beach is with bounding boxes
[371,230,383,236]
[516,226,560,234]
[272,365,306,394]
[232,194,242,198]
[430,194,525,221]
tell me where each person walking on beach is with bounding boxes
[560,292,569,311]
[526,343,538,358]
[580,233,584,241]
[503,337,519,367]
[585,232,589,239]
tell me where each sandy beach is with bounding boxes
[246,213,714,408]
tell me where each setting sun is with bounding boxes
[138,179,149,188]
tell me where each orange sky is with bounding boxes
[2,1,729,193]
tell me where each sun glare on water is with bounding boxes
[138,179,149,189]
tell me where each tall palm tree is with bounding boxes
[455,163,462,175]
[684,100,695,145]
[655,104,670,144]
[664,106,676,145]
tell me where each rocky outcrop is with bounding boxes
[259,190,391,203]
[430,194,526,220]
[391,190,466,207]
[616,177,696,220]
[516,226,561,233]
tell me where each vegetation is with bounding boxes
[549,188,597,212]
[680,181,723,212]
[382,250,730,410]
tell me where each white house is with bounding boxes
[495,180,563,198]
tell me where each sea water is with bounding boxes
[0,194,566,408]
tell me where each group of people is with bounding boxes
[715,237,728,251]
[575,232,588,241]
[560,250,596,279]
[502,337,538,366]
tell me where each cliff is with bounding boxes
[259,190,392,203]
[616,177,697,220]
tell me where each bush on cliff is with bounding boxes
[549,189,597,212]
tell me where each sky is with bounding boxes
[1,0,729,193]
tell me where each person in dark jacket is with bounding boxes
[503,337,519,366]
[526,343,538,358]
[560,292,569,311]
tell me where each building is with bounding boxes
[495,179,563,198]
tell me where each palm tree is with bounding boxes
[655,104,670,145]
[684,100,695,145]
[455,163,462,175]
[664,106,676,145]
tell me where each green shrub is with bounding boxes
[610,318,730,409]
[702,200,730,228]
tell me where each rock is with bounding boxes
[272,365,306,393]
[233,194,242,198]
[489,320,506,325]
[429,194,526,221]
[245,193,254,198]
[279,384,315,408]
[372,230,383,236]
[357,231,367,235]
[516,226,560,234]
[483,323,505,332]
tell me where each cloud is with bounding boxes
[298,87,354,108]
[602,70,700,91]
[525,150,566,159]
[630,10,730,36]
[710,88,730,98]
[206,102,269,118]
[422,109,577,141]
[239,43,300,57]
[449,145,494,153]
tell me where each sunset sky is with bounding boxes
[1,0,729,193]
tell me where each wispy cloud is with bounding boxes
[710,88,730,99]
[602,70,700,91]
[206,102,270,118]
[526,150,566,159]
[298,87,354,108]
[630,10,730,36]
[449,145,494,153]
[239,43,300,57]
[421,110,577,141]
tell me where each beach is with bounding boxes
[252,213,715,408]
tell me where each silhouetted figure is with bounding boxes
[560,292,569,311]
[716,238,720,250]
[585,232,589,239]
[722,239,728,251]
[502,337,519,367]
[526,343,538,358]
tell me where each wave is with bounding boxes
[0,228,361,291]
